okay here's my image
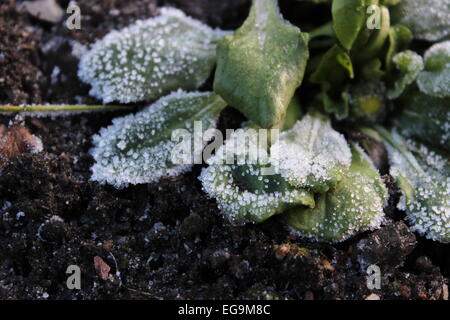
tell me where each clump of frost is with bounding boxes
[90,90,226,188]
[78,7,228,103]
[270,113,352,192]
[200,128,315,224]
[383,130,450,243]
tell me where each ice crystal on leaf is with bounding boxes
[199,128,315,223]
[90,90,227,188]
[392,0,450,42]
[78,8,227,103]
[378,128,450,243]
[270,113,352,193]
[283,144,387,243]
[213,0,309,128]
[387,50,423,100]
[417,41,450,98]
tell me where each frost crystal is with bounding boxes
[199,128,315,223]
[395,90,450,152]
[90,90,227,188]
[79,8,227,103]
[270,113,352,192]
[381,129,450,243]
[284,144,387,243]
[417,41,450,98]
[393,0,450,42]
[387,50,423,100]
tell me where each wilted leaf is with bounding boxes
[200,128,315,223]
[213,0,309,128]
[79,8,227,103]
[90,91,227,188]
[387,50,423,99]
[270,113,352,192]
[377,128,450,243]
[283,144,387,242]
[417,41,450,98]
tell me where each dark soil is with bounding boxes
[0,0,448,300]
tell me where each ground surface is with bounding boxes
[0,0,448,300]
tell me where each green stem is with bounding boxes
[0,104,134,113]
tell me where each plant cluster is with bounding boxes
[3,0,449,243]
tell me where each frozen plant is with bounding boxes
[1,0,449,243]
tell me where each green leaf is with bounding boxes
[283,144,387,242]
[78,8,227,103]
[381,0,402,6]
[392,0,450,42]
[270,113,352,192]
[395,90,450,152]
[213,0,309,128]
[387,50,424,100]
[90,91,227,188]
[200,128,315,223]
[376,128,450,243]
[332,0,366,51]
[385,24,413,72]
[310,45,354,86]
[353,5,390,63]
[417,41,450,98]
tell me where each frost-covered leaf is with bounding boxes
[387,50,424,100]
[200,128,315,223]
[90,91,227,188]
[332,0,366,51]
[270,113,352,192]
[395,90,450,152]
[78,8,227,103]
[392,0,450,42]
[283,144,387,243]
[377,128,450,243]
[213,0,309,128]
[417,41,450,98]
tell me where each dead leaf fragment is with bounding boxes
[0,124,43,166]
[94,256,111,281]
